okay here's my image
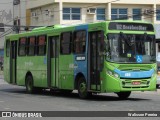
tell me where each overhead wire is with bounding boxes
[0,0,38,5]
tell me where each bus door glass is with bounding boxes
[89,31,104,91]
[10,40,17,84]
[48,36,59,88]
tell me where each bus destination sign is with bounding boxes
[116,24,147,31]
[108,22,154,31]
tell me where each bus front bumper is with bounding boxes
[102,74,157,93]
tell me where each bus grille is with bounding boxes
[121,79,150,88]
[122,86,149,88]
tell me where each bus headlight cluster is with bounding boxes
[114,73,119,78]
[107,70,119,78]
[107,70,112,75]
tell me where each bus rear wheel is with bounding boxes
[26,75,34,94]
[156,85,159,88]
[78,77,91,99]
[116,91,131,99]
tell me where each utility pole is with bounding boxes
[13,0,20,33]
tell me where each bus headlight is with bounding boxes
[107,70,113,75]
[107,70,119,78]
[114,73,119,78]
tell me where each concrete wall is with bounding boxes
[27,0,160,7]
[31,4,59,26]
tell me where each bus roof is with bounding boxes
[5,20,154,39]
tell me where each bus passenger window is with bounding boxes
[37,35,46,55]
[6,40,10,57]
[74,30,86,54]
[60,32,72,54]
[19,37,27,56]
[28,37,36,56]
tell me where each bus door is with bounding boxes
[47,36,59,88]
[88,31,104,91]
[74,26,88,90]
[10,41,17,84]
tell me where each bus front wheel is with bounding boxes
[116,91,131,99]
[78,77,91,99]
[26,75,34,94]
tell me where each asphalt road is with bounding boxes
[0,74,160,120]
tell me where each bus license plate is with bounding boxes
[132,81,141,85]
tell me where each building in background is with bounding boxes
[26,0,160,26]
[0,0,13,62]
[26,0,160,57]
[0,0,27,63]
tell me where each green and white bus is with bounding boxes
[4,20,157,99]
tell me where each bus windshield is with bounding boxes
[106,33,156,63]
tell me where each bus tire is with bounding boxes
[26,75,35,94]
[116,91,131,99]
[78,77,91,99]
[156,85,159,88]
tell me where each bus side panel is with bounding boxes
[59,55,74,90]
[16,56,47,87]
[29,56,47,87]
[16,57,28,86]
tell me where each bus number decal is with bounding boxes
[125,73,131,77]
[76,56,85,61]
